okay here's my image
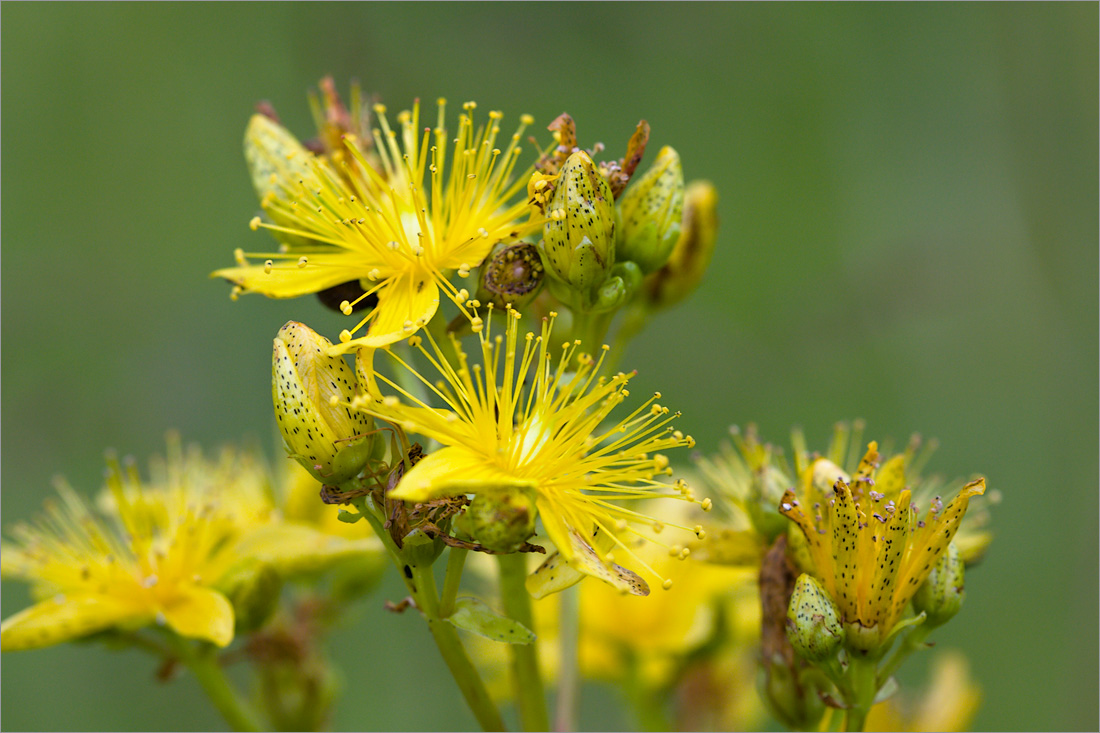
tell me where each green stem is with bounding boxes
[497,553,551,732]
[411,562,507,732]
[178,641,263,732]
[568,308,613,352]
[877,625,931,687]
[842,654,879,732]
[554,584,580,732]
[440,546,469,618]
[357,498,505,731]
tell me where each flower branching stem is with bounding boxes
[498,553,551,732]
[173,638,263,732]
[355,497,506,732]
[554,584,580,732]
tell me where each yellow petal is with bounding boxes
[1,594,137,651]
[865,490,911,628]
[892,479,986,622]
[528,521,649,598]
[332,271,440,351]
[830,481,862,620]
[388,446,535,502]
[160,586,235,647]
[875,455,907,499]
[778,489,833,592]
[213,252,362,298]
[233,523,381,577]
[526,551,585,599]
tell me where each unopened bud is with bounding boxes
[617,146,684,273]
[475,241,545,309]
[460,488,537,553]
[217,559,283,633]
[540,151,616,303]
[913,541,965,626]
[273,321,374,483]
[640,180,718,309]
[786,574,842,661]
[244,114,316,249]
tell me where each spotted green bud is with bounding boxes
[913,541,965,626]
[273,321,374,483]
[217,559,283,633]
[617,146,685,273]
[459,488,537,553]
[475,241,545,309]
[640,180,718,310]
[540,151,616,303]
[786,574,842,661]
[245,115,315,249]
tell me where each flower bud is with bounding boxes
[273,321,374,483]
[474,241,545,309]
[244,114,316,249]
[459,487,537,553]
[640,180,718,310]
[216,559,283,634]
[540,151,616,303]
[913,541,965,626]
[617,146,685,273]
[786,574,842,661]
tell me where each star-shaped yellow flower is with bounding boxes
[352,309,708,596]
[214,99,543,350]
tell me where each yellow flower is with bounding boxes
[214,99,543,350]
[865,650,981,731]
[0,441,268,651]
[779,439,987,650]
[352,308,706,595]
[1,438,384,652]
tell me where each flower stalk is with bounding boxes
[498,553,550,732]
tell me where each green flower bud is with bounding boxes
[244,115,316,249]
[216,559,283,634]
[474,241,545,309]
[786,574,843,661]
[640,180,719,310]
[273,321,375,483]
[617,146,685,273]
[459,487,537,553]
[913,541,965,626]
[540,151,616,304]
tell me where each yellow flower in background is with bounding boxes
[1,438,384,652]
[353,308,706,596]
[779,440,987,650]
[865,650,982,731]
[214,99,543,350]
[0,440,267,651]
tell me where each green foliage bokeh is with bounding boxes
[2,3,1096,730]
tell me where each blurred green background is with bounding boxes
[2,3,1096,730]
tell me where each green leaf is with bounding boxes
[445,597,535,645]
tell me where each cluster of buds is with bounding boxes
[527,114,717,319]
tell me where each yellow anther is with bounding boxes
[339,329,352,343]
[679,547,691,559]
[471,317,484,333]
[233,248,247,266]
[249,216,261,231]
[701,498,713,512]
[694,526,707,540]
[340,300,353,315]
[403,320,415,332]
[264,260,273,274]
[368,269,381,281]
[662,579,673,590]
[520,114,534,125]
[297,256,308,268]
[328,395,340,407]
[408,335,423,348]
[669,545,682,557]
[383,396,399,407]
[373,103,387,114]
